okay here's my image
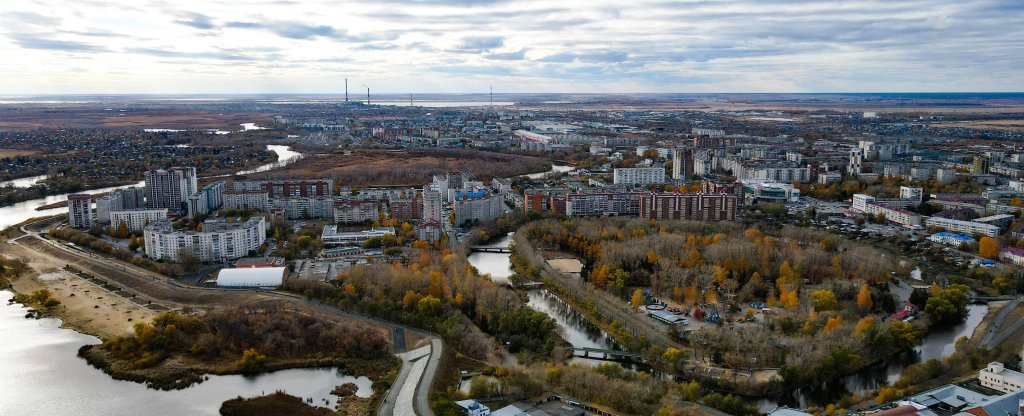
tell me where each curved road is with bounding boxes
[12,218,440,416]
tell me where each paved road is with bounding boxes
[977,297,1022,348]
[14,218,440,416]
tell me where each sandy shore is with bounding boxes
[8,264,155,339]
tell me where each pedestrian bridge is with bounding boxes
[469,246,511,253]
[566,347,644,362]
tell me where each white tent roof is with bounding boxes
[216,267,285,287]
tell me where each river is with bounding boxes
[0,174,47,188]
[467,233,992,411]
[0,290,372,416]
[235,145,303,176]
[0,145,302,231]
[467,233,632,368]
[524,164,574,180]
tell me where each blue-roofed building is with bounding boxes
[928,231,976,247]
[455,399,491,416]
[455,190,488,200]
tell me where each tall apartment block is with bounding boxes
[145,167,197,211]
[68,194,94,228]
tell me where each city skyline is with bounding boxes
[2,0,1022,94]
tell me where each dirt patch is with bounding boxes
[259,148,551,186]
[8,264,155,339]
[0,148,39,157]
[931,120,1024,132]
[546,258,584,274]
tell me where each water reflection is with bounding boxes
[466,234,514,284]
[0,290,371,416]
[236,145,303,175]
[758,304,989,411]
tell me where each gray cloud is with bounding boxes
[0,11,61,28]
[225,20,342,39]
[173,12,217,30]
[539,51,629,63]
[450,36,503,53]
[7,33,109,52]
[125,47,262,61]
[485,48,528,60]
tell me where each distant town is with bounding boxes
[4,93,1024,416]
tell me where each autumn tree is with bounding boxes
[810,289,838,311]
[979,236,1001,259]
[236,348,266,370]
[822,316,843,333]
[857,285,874,314]
[631,289,645,311]
[854,316,877,336]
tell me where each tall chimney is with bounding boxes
[345,78,348,102]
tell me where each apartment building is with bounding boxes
[640,192,738,221]
[144,217,266,262]
[333,199,379,224]
[565,191,642,217]
[110,208,168,233]
[145,167,197,211]
[613,167,666,185]
[68,194,93,229]
[233,179,334,198]
[453,192,505,225]
[223,191,271,212]
[925,216,1000,237]
[388,196,421,221]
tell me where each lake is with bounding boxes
[0,290,372,416]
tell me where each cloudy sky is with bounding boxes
[1,0,1022,94]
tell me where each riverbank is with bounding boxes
[80,345,398,391]
[2,221,158,338]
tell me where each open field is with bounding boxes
[0,106,272,130]
[931,119,1024,132]
[260,148,551,186]
[0,148,39,157]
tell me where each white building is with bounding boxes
[980,362,1024,393]
[144,167,197,211]
[422,190,443,223]
[96,193,120,224]
[271,196,334,219]
[144,216,266,262]
[67,194,93,229]
[925,216,1000,237]
[899,186,924,204]
[321,226,395,247]
[216,267,286,288]
[613,167,666,185]
[110,208,167,233]
[453,193,505,225]
[333,199,379,224]
[223,191,271,212]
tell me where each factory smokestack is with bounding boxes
[345,78,348,102]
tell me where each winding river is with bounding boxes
[0,291,371,415]
[0,145,302,231]
[467,233,635,368]
[467,232,991,411]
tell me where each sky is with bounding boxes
[1,0,1022,94]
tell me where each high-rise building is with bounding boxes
[973,156,991,174]
[422,190,443,223]
[145,167,197,211]
[848,149,863,175]
[68,194,93,228]
[672,148,694,181]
